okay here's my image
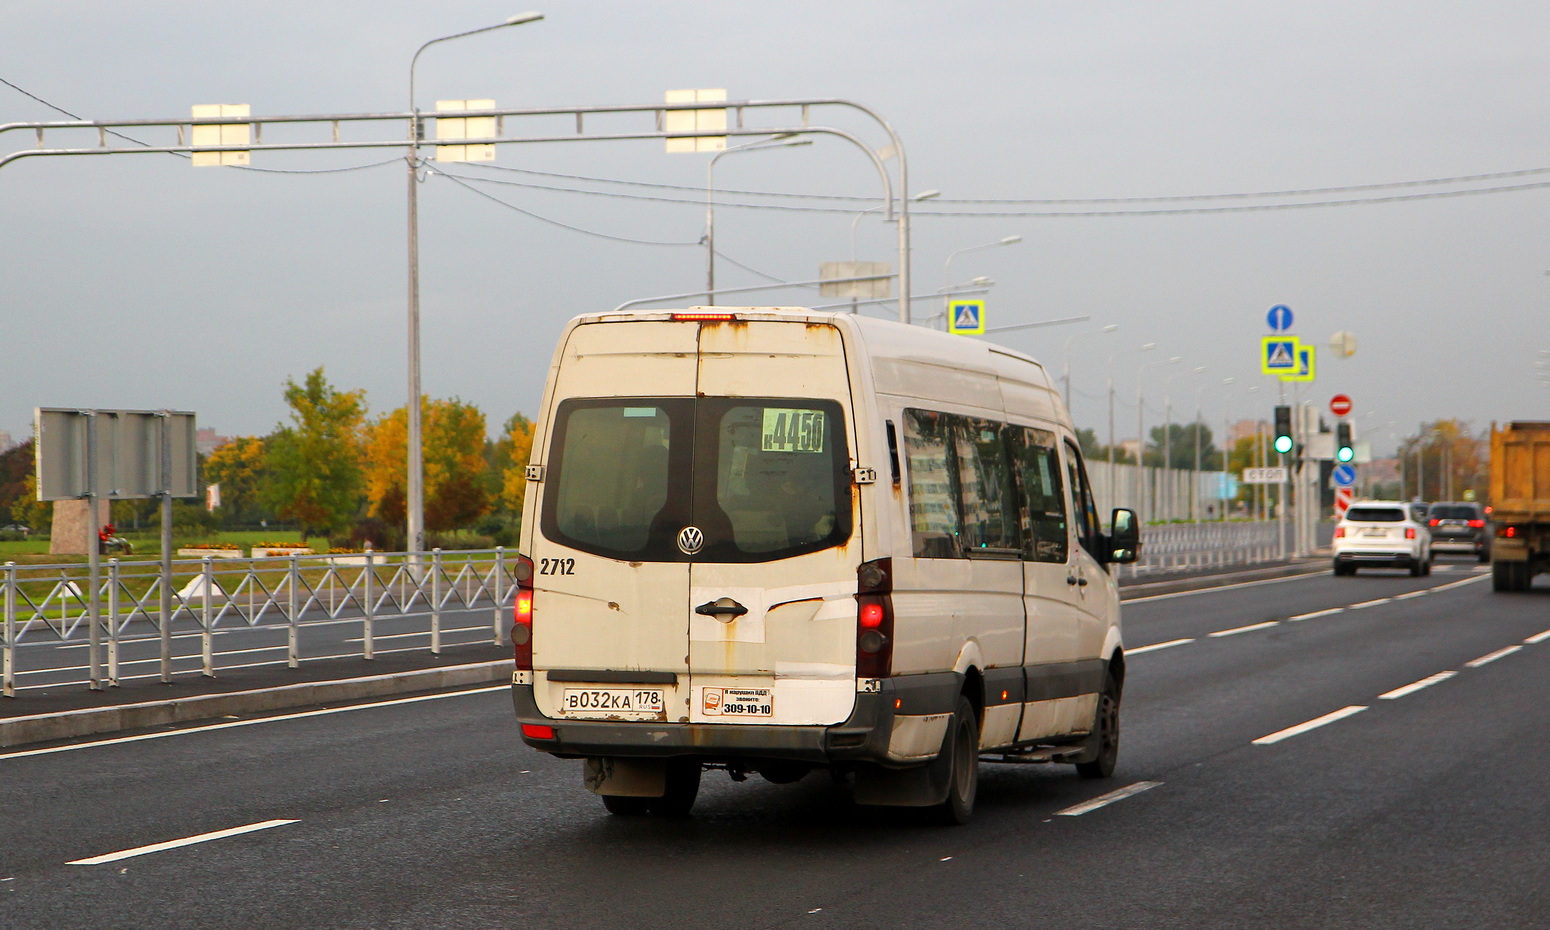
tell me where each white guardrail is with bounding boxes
[2,548,518,696]
[1133,520,1284,575]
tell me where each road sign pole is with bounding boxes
[85,413,102,691]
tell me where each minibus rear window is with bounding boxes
[541,396,851,563]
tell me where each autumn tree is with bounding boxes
[499,413,536,520]
[204,436,272,525]
[262,368,367,542]
[363,397,492,533]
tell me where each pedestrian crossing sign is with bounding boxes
[948,299,985,335]
[1261,336,1300,374]
[1283,343,1316,382]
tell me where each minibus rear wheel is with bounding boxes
[1075,674,1121,779]
[933,695,979,825]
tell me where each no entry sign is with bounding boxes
[1330,394,1353,417]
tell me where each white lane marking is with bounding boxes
[1379,671,1457,700]
[1289,607,1343,621]
[1349,597,1392,610]
[1395,590,1430,600]
[1209,621,1280,638]
[9,642,496,691]
[1253,705,1368,745]
[1056,780,1162,816]
[1524,629,1550,645]
[1466,646,1522,668]
[344,626,487,643]
[0,685,508,761]
[1122,572,1322,605]
[1432,574,1490,592]
[1128,638,1195,656]
[68,819,297,865]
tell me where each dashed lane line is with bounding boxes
[1348,597,1392,610]
[1289,607,1344,621]
[1378,671,1457,700]
[1524,629,1550,645]
[1127,638,1195,656]
[1055,781,1162,816]
[1466,645,1523,668]
[68,819,297,865]
[1209,621,1280,638]
[1252,705,1368,745]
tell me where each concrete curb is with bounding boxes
[0,660,515,750]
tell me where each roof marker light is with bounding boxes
[672,312,737,322]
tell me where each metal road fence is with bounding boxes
[1133,520,1285,575]
[2,549,517,697]
[3,526,1291,697]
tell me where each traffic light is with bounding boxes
[1273,405,1293,454]
[1336,422,1354,463]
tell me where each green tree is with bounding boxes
[0,439,34,523]
[263,368,367,542]
[1147,422,1219,470]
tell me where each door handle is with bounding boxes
[1067,575,1089,587]
[694,597,748,622]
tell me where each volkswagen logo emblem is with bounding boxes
[677,526,705,555]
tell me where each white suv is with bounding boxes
[1333,501,1431,576]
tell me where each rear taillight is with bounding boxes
[1468,519,1485,528]
[1429,518,1440,527]
[1405,527,1417,539]
[1334,526,1346,538]
[856,558,894,678]
[521,724,555,740]
[1500,526,1517,538]
[512,555,534,670]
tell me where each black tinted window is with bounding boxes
[1346,506,1406,523]
[542,396,850,563]
[1429,504,1478,519]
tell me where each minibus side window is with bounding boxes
[952,417,1018,551]
[1063,440,1103,561]
[1012,427,1069,564]
[903,409,961,558]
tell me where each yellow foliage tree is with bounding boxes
[204,436,270,523]
[500,413,536,518]
[364,397,492,532]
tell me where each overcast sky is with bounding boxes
[4,1,1548,457]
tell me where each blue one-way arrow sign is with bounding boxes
[1267,304,1294,332]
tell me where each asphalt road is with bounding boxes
[2,556,1546,929]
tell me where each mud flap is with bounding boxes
[852,719,956,808]
[584,757,667,797]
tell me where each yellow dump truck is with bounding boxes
[1489,421,1550,592]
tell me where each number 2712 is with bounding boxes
[539,558,575,575]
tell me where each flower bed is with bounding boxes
[177,547,244,559]
[252,546,315,558]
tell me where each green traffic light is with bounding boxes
[1336,446,1354,463]
[1274,435,1294,454]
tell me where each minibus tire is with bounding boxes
[1076,675,1120,779]
[649,759,702,817]
[602,794,651,816]
[933,696,979,826]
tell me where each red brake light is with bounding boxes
[1468,519,1485,528]
[1334,526,1345,538]
[672,312,737,321]
[1502,526,1517,538]
[512,555,535,670]
[1429,518,1440,526]
[856,558,894,678]
[521,724,555,740]
[1405,527,1417,539]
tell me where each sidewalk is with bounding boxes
[1,642,513,750]
[2,557,1332,752]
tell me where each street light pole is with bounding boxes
[1062,323,1118,410]
[706,136,811,304]
[1107,343,1155,510]
[406,12,543,557]
[852,189,938,260]
[1136,355,1182,518]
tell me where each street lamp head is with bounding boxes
[1100,323,1119,333]
[505,12,545,24]
[1140,342,1157,352]
[1000,235,1023,245]
[1192,366,1207,374]
[913,189,942,201]
[1167,356,1183,364]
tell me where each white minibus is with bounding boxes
[511,308,1139,823]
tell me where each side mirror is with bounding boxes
[1109,508,1140,564]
